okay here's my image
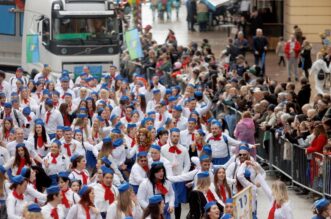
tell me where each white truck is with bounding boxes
[0,0,123,77]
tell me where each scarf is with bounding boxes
[268,201,281,219]
[83,205,91,219]
[37,136,44,148]
[219,184,227,202]
[63,114,71,126]
[46,111,51,124]
[50,208,59,219]
[63,143,72,156]
[16,157,26,175]
[50,153,59,164]
[158,140,165,147]
[196,143,203,151]
[168,145,181,154]
[206,189,216,202]
[61,189,70,208]
[142,165,149,173]
[156,182,168,195]
[74,170,88,185]
[101,183,114,204]
[209,134,221,141]
[191,133,195,141]
[13,190,24,200]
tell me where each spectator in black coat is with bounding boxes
[253,28,268,75]
[297,77,311,108]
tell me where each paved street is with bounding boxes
[141,3,317,218]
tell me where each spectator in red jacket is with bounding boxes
[284,34,301,82]
[305,124,328,186]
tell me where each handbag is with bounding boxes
[318,69,325,80]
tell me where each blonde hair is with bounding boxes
[115,189,134,219]
[271,180,289,205]
[195,177,211,192]
[23,207,44,219]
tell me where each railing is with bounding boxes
[216,104,331,198]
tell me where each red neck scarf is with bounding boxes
[4,130,10,139]
[27,116,32,122]
[50,207,59,219]
[206,189,216,202]
[23,99,29,104]
[83,205,91,219]
[129,136,136,148]
[219,184,227,202]
[74,170,88,185]
[156,182,168,195]
[51,153,59,164]
[13,190,24,200]
[268,201,281,219]
[169,145,181,154]
[196,143,203,151]
[158,114,163,121]
[101,183,114,204]
[46,111,51,124]
[191,133,195,141]
[126,116,131,122]
[209,134,221,141]
[37,136,44,148]
[142,165,149,173]
[158,140,166,147]
[61,189,70,208]
[63,114,71,126]
[94,132,98,139]
[16,157,26,175]
[63,143,72,156]
[138,145,148,152]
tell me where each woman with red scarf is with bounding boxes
[137,162,174,219]
[67,186,102,219]
[6,175,28,219]
[28,119,50,158]
[58,171,81,215]
[5,143,34,177]
[210,167,232,206]
[187,171,223,219]
[69,155,90,185]
[0,118,14,145]
[189,129,206,158]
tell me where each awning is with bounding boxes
[201,0,231,11]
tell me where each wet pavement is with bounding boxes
[141,3,317,218]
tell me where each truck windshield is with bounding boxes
[52,17,118,45]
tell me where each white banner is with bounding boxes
[233,185,253,219]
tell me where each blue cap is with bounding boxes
[152,89,161,94]
[22,107,31,116]
[156,127,166,135]
[64,92,72,97]
[165,118,172,125]
[77,113,87,119]
[147,111,156,116]
[43,89,50,95]
[27,203,41,213]
[113,138,123,147]
[100,166,114,175]
[63,126,72,132]
[197,171,209,179]
[170,128,180,133]
[120,96,129,101]
[0,165,6,174]
[53,140,62,147]
[58,171,70,179]
[194,91,203,97]
[151,144,161,151]
[16,143,25,148]
[11,175,25,184]
[168,96,177,102]
[207,117,215,124]
[137,151,148,157]
[174,105,182,111]
[159,100,167,106]
[118,182,130,193]
[165,88,172,95]
[110,115,118,121]
[46,185,60,195]
[188,118,197,123]
[74,129,82,134]
[187,97,195,102]
[204,201,217,211]
[45,98,53,106]
[11,99,18,104]
[20,167,29,178]
[197,129,205,136]
[147,125,154,131]
[149,195,163,204]
[35,119,44,126]
[225,198,233,204]
[103,137,112,144]
[111,128,121,134]
[244,169,251,179]
[78,185,89,197]
[199,155,210,162]
[4,102,12,108]
[52,91,60,97]
[60,76,70,82]
[115,122,123,129]
[211,120,222,128]
[70,154,80,163]
[62,70,69,75]
[0,92,5,97]
[239,146,250,152]
[127,123,137,129]
[203,145,212,155]
[97,116,105,122]
[314,198,330,212]
[151,161,164,168]
[101,156,112,166]
[221,213,233,219]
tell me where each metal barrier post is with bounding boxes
[323,156,327,198]
[268,132,274,173]
[290,142,294,188]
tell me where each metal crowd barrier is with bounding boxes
[254,127,331,197]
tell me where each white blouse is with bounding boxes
[67,204,102,219]
[106,200,143,219]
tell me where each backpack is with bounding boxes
[0,110,20,127]
[318,69,325,80]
